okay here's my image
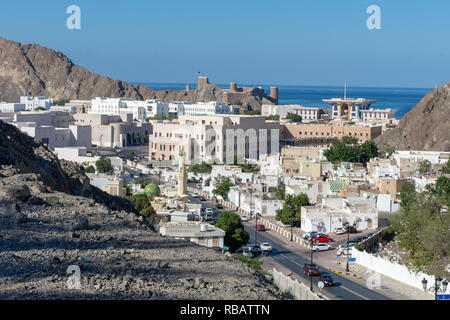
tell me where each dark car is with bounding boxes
[199,196,206,201]
[249,244,262,255]
[303,263,320,276]
[216,203,224,209]
[345,225,358,233]
[319,274,335,286]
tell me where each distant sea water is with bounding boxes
[136,82,432,119]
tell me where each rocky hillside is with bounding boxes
[375,82,450,151]
[0,120,282,299]
[0,37,271,110]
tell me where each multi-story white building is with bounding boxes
[360,108,397,122]
[150,114,280,164]
[0,103,26,113]
[20,96,55,111]
[90,97,147,121]
[262,104,326,121]
[179,101,240,116]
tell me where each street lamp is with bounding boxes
[422,277,448,300]
[346,229,350,272]
[290,223,293,242]
[309,237,314,292]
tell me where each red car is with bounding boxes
[256,224,266,231]
[313,235,333,243]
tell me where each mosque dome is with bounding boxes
[144,183,160,196]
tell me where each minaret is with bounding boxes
[178,150,187,197]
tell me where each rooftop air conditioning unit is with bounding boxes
[200,224,208,232]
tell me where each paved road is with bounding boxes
[187,193,390,300]
[244,223,390,300]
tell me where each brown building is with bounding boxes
[280,123,383,146]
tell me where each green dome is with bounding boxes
[144,183,160,196]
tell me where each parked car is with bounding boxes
[345,225,358,233]
[205,208,214,214]
[366,232,375,238]
[313,243,333,251]
[256,224,266,231]
[240,215,249,222]
[249,244,262,255]
[196,183,202,188]
[334,227,346,235]
[319,273,335,286]
[216,203,224,209]
[303,263,320,276]
[260,242,272,252]
[303,231,318,240]
[313,235,333,243]
[198,196,206,201]
[191,192,200,198]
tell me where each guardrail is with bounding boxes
[271,268,328,300]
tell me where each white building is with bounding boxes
[262,104,325,121]
[360,108,397,122]
[0,103,26,113]
[179,101,240,116]
[159,222,225,248]
[90,97,147,121]
[20,96,54,111]
[392,150,450,165]
[301,197,378,233]
[50,105,77,113]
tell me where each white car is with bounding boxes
[334,227,346,235]
[240,215,249,222]
[191,192,200,198]
[205,208,214,214]
[260,243,272,252]
[313,243,333,251]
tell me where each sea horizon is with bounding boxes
[135,82,433,119]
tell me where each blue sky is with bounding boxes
[0,0,449,88]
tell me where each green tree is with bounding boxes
[215,211,249,251]
[55,98,70,106]
[391,191,450,278]
[425,176,450,206]
[275,193,310,226]
[189,162,212,175]
[34,106,46,111]
[212,177,233,200]
[442,160,450,174]
[284,113,302,123]
[242,110,261,115]
[323,136,378,165]
[398,182,417,209]
[85,165,95,173]
[265,115,280,121]
[125,193,156,218]
[95,156,113,174]
[272,181,286,200]
[418,160,432,173]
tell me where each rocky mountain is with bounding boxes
[0,119,282,299]
[0,37,271,110]
[375,82,450,151]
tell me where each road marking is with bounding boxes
[339,285,370,300]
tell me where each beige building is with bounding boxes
[73,113,152,147]
[376,178,408,200]
[282,158,322,179]
[281,146,322,160]
[149,114,280,164]
[281,122,383,146]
